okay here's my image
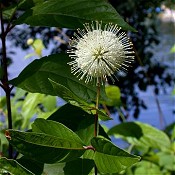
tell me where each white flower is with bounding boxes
[67,21,134,84]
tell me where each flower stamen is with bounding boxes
[67,21,135,84]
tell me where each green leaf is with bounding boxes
[17,156,44,175]
[32,39,45,57]
[42,95,57,111]
[157,152,175,171]
[128,161,162,175]
[108,122,171,150]
[170,44,175,53]
[48,103,93,131]
[104,85,121,107]
[2,6,17,20]
[91,137,140,174]
[49,79,88,107]
[19,0,44,10]
[32,118,84,146]
[32,119,86,163]
[64,158,94,175]
[10,53,106,102]
[49,79,111,121]
[47,103,110,143]
[43,158,94,175]
[6,120,85,163]
[75,118,94,145]
[15,0,135,31]
[0,157,34,175]
[2,0,43,20]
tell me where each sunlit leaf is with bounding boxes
[6,120,85,163]
[127,161,162,175]
[104,85,121,107]
[157,152,175,171]
[91,137,140,174]
[108,122,171,150]
[170,44,175,53]
[32,119,84,146]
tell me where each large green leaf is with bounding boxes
[15,0,135,31]
[47,103,93,131]
[47,103,110,141]
[91,137,140,174]
[49,79,110,121]
[108,122,171,150]
[0,157,34,175]
[32,119,86,163]
[32,118,84,146]
[49,79,88,107]
[6,120,85,163]
[17,156,44,175]
[10,53,106,102]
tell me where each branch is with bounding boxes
[0,7,13,159]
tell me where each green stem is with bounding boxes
[94,82,100,137]
[0,8,13,159]
[94,81,101,175]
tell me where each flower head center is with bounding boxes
[92,47,105,60]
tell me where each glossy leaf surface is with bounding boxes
[32,118,84,146]
[50,79,110,121]
[91,137,140,174]
[16,0,135,31]
[6,120,85,163]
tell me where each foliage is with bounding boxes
[108,122,175,175]
[0,0,174,175]
[3,0,174,120]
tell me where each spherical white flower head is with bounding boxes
[67,21,134,84]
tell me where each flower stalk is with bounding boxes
[94,81,101,175]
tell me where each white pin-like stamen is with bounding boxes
[67,21,135,84]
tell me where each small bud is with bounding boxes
[27,38,34,45]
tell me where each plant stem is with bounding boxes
[0,8,13,159]
[94,82,100,137]
[94,81,101,175]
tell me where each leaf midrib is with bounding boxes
[11,132,84,150]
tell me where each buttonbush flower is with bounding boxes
[67,21,134,84]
